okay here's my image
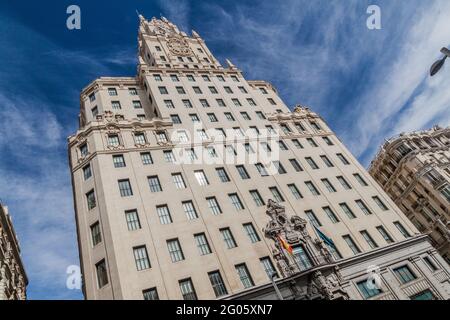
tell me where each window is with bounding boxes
[207,197,222,215]
[208,86,218,94]
[240,111,251,120]
[194,233,212,255]
[288,184,303,199]
[96,260,108,288]
[108,88,117,96]
[140,152,153,165]
[177,86,186,94]
[148,176,162,192]
[194,170,209,186]
[373,196,389,211]
[143,288,159,300]
[238,86,247,93]
[232,99,242,107]
[320,155,334,168]
[158,86,168,94]
[89,92,96,102]
[156,131,168,144]
[207,113,218,122]
[394,265,416,284]
[280,124,292,135]
[292,139,303,149]
[248,98,257,107]
[134,132,146,145]
[216,99,226,107]
[231,75,240,82]
[310,121,322,131]
[260,257,277,280]
[86,190,96,210]
[200,99,210,108]
[337,153,350,165]
[229,193,244,211]
[235,264,254,288]
[322,136,334,146]
[323,206,339,223]
[250,190,265,207]
[137,114,146,121]
[90,222,102,246]
[357,280,382,299]
[91,106,98,117]
[80,143,89,157]
[269,186,285,203]
[107,134,120,147]
[177,130,189,143]
[153,74,162,81]
[266,125,276,135]
[179,278,197,300]
[172,173,186,189]
[118,179,133,197]
[186,74,195,82]
[220,228,237,249]
[193,86,202,94]
[236,165,250,179]
[217,75,225,81]
[208,271,228,297]
[113,155,126,168]
[170,114,182,124]
[305,181,320,196]
[376,226,394,244]
[182,201,198,220]
[128,87,138,96]
[243,223,260,243]
[202,74,210,82]
[410,290,435,300]
[133,246,151,270]
[337,176,352,190]
[163,100,175,109]
[343,235,361,255]
[182,99,192,108]
[190,113,200,123]
[170,74,179,82]
[394,221,411,238]
[255,163,269,177]
[83,164,92,180]
[164,150,176,163]
[305,210,321,227]
[423,257,438,272]
[307,138,318,147]
[224,112,235,121]
[125,210,141,231]
[167,239,184,262]
[440,185,450,202]
[340,203,356,219]
[292,245,313,271]
[273,161,287,174]
[157,205,172,224]
[356,200,372,215]
[321,179,336,193]
[215,167,230,183]
[289,159,303,172]
[224,86,233,94]
[306,157,319,170]
[360,230,378,249]
[259,87,268,94]
[278,140,288,150]
[186,148,197,161]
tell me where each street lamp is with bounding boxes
[430,47,450,76]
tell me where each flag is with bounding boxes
[277,235,293,255]
[314,226,336,249]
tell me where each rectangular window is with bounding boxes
[179,278,197,300]
[305,181,320,196]
[190,113,200,123]
[153,74,162,81]
[182,99,192,108]
[96,259,108,288]
[177,87,186,95]
[289,159,303,172]
[89,92,96,102]
[164,99,175,109]
[224,112,235,121]
[343,235,361,255]
[423,257,438,272]
[376,226,394,244]
[118,179,133,197]
[125,210,141,231]
[107,134,120,147]
[108,88,117,96]
[337,153,350,165]
[236,165,250,179]
[307,138,318,147]
[240,111,250,120]
[356,200,372,215]
[292,245,313,271]
[268,98,276,105]
[167,239,184,262]
[170,74,179,82]
[208,271,228,297]
[86,190,96,210]
[306,157,319,169]
[278,140,288,150]
[229,193,244,211]
[207,197,222,215]
[90,222,102,246]
[410,290,435,300]
[224,86,233,94]
[353,173,368,186]
[320,155,334,167]
[140,152,153,165]
[305,210,322,227]
[148,176,162,192]
[360,230,378,249]
[373,196,389,211]
[340,203,356,219]
[202,75,211,82]
[157,205,172,224]
[156,131,168,143]
[129,87,138,95]
[158,86,168,94]
[143,288,159,300]
[172,173,186,189]
[323,206,339,223]
[209,86,218,94]
[83,164,92,180]
[394,221,411,238]
[337,176,352,190]
[322,136,334,146]
[321,178,336,193]
[193,86,202,94]
[200,99,210,108]
[221,228,237,249]
[292,139,303,149]
[273,161,287,174]
[216,99,226,107]
[250,190,265,207]
[288,184,303,199]
[255,163,269,176]
[260,257,277,280]
[394,265,416,284]
[182,201,198,220]
[248,98,257,107]
[194,233,212,255]
[215,167,230,183]
[91,106,98,117]
[235,264,254,288]
[164,150,176,163]
[269,186,285,203]
[357,280,382,299]
[133,100,142,109]
[194,170,209,186]
[187,74,195,82]
[133,246,151,270]
[134,133,146,145]
[113,154,126,168]
[170,114,182,124]
[243,223,260,243]
[207,113,218,122]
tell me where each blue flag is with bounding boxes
[314,226,336,249]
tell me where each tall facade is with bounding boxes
[369,126,450,262]
[0,203,27,300]
[68,16,450,300]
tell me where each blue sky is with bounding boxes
[0,0,449,300]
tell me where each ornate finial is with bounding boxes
[226,59,236,69]
[192,30,200,38]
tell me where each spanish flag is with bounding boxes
[278,235,293,255]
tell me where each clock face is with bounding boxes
[167,37,192,56]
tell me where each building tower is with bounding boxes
[0,203,28,300]
[68,16,450,300]
[369,126,450,262]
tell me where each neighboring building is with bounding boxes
[68,16,450,300]
[369,126,450,262]
[0,203,27,300]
